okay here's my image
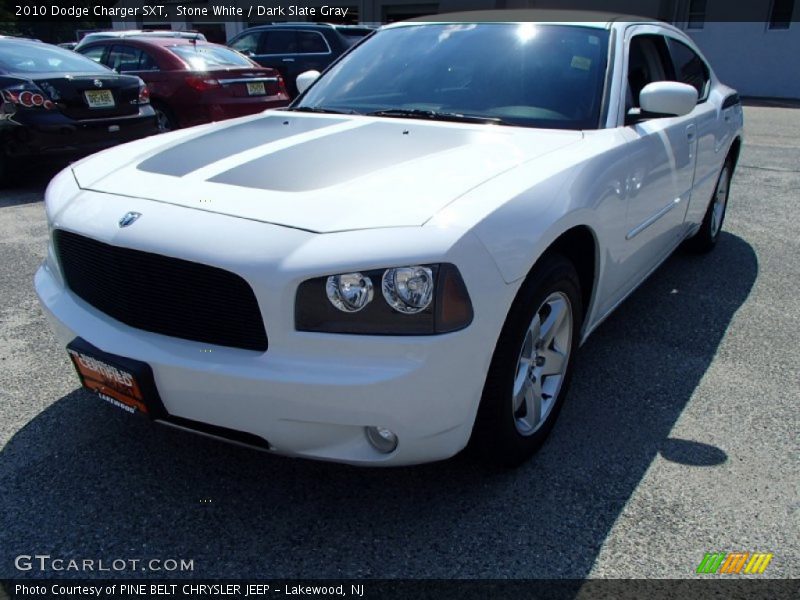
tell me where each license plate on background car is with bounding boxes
[84,89,115,108]
[66,338,159,416]
[246,82,266,96]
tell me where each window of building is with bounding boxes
[189,23,226,44]
[687,0,707,30]
[381,4,439,23]
[768,0,794,29]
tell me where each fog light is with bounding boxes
[365,426,398,454]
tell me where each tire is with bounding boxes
[152,102,177,133]
[470,253,583,467]
[687,159,732,253]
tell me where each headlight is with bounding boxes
[326,272,373,312]
[295,263,473,335]
[382,267,434,314]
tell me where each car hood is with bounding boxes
[73,111,582,233]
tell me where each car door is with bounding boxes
[617,30,699,285]
[664,36,723,230]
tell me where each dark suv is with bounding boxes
[227,23,374,96]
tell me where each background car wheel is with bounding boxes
[152,102,177,133]
[470,253,583,467]
[687,159,732,253]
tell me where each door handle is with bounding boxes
[282,58,295,62]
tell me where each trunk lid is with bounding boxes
[32,72,141,120]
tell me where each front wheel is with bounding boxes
[471,253,583,467]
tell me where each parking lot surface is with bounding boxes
[1,105,798,579]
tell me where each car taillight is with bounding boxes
[185,76,220,92]
[1,84,54,110]
[138,84,151,104]
[277,75,288,97]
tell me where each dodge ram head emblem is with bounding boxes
[118,212,141,228]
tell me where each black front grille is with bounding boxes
[54,230,268,352]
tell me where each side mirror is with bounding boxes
[638,81,698,118]
[296,70,321,95]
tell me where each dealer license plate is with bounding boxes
[67,338,157,415]
[84,89,115,108]
[246,82,266,96]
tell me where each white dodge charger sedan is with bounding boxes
[36,13,743,466]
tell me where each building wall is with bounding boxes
[683,24,800,99]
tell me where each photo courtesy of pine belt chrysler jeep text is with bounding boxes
[36,12,744,466]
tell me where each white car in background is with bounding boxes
[36,13,743,466]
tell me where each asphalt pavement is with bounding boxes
[0,105,798,580]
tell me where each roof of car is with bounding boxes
[82,30,205,38]
[243,22,374,31]
[80,37,226,50]
[393,10,659,29]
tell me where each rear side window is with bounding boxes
[666,39,710,101]
[108,45,144,72]
[138,51,159,71]
[296,31,330,54]
[80,46,106,64]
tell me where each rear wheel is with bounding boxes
[471,253,583,467]
[152,102,177,133]
[687,160,732,253]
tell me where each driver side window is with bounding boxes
[626,35,674,110]
[230,32,262,55]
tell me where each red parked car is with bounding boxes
[77,38,290,131]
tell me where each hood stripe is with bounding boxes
[137,116,345,178]
[209,122,470,192]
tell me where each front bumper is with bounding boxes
[36,192,513,466]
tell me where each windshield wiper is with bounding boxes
[286,106,359,115]
[367,108,511,125]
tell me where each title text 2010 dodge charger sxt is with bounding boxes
[36,14,743,466]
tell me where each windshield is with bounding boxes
[297,24,610,130]
[0,40,110,74]
[170,45,253,69]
